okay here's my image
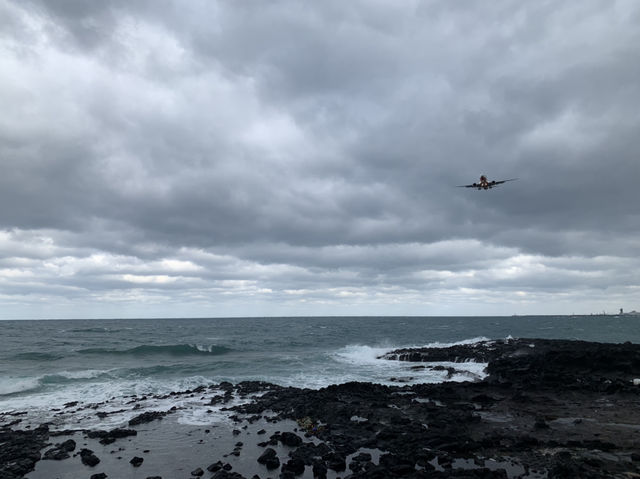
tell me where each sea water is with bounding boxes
[1,315,638,429]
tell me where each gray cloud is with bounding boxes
[1,0,639,318]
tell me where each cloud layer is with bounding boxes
[1,1,639,318]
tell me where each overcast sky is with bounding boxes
[1,0,639,319]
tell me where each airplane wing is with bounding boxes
[492,178,518,185]
[456,178,518,188]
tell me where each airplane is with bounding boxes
[457,175,518,190]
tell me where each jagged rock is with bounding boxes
[280,431,303,447]
[312,460,328,479]
[257,447,280,470]
[43,438,76,460]
[0,425,49,478]
[211,471,246,479]
[128,411,167,426]
[87,428,137,445]
[207,460,224,472]
[80,448,100,467]
[281,457,305,475]
[324,452,346,471]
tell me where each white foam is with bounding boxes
[333,344,395,366]
[431,361,488,382]
[332,337,491,365]
[190,343,222,353]
[417,336,492,349]
[0,375,219,428]
[0,377,40,396]
[47,369,115,380]
[326,341,489,387]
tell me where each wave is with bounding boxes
[11,351,65,361]
[0,369,118,397]
[0,377,41,396]
[68,327,125,333]
[40,369,115,384]
[417,336,492,349]
[332,337,492,366]
[76,343,232,357]
[332,344,394,366]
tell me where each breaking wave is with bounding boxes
[76,344,232,357]
[0,377,41,396]
[68,327,128,333]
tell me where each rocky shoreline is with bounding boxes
[2,338,640,478]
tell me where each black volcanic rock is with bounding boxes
[0,425,49,479]
[211,471,246,479]
[485,339,640,391]
[43,438,76,460]
[87,427,137,445]
[279,431,303,447]
[79,448,100,467]
[289,442,331,465]
[128,410,168,426]
[383,338,640,391]
[312,460,328,479]
[257,447,280,470]
[282,457,305,475]
[207,460,224,472]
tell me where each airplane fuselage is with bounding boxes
[472,175,496,190]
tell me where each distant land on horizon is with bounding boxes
[2,312,640,321]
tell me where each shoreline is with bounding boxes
[2,338,640,478]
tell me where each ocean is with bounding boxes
[1,315,638,430]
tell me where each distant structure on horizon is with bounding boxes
[587,309,640,316]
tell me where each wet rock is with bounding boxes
[129,456,144,467]
[80,448,100,467]
[43,438,76,460]
[352,452,372,462]
[312,460,328,479]
[87,427,137,445]
[324,452,346,471]
[289,442,331,465]
[128,411,167,426]
[0,424,49,478]
[281,457,305,476]
[191,467,204,476]
[257,447,280,470]
[534,417,549,429]
[281,432,302,447]
[90,474,108,479]
[379,453,415,475]
[207,460,224,472]
[211,471,246,479]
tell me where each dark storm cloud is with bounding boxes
[1,0,639,317]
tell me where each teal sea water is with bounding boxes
[1,315,638,428]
